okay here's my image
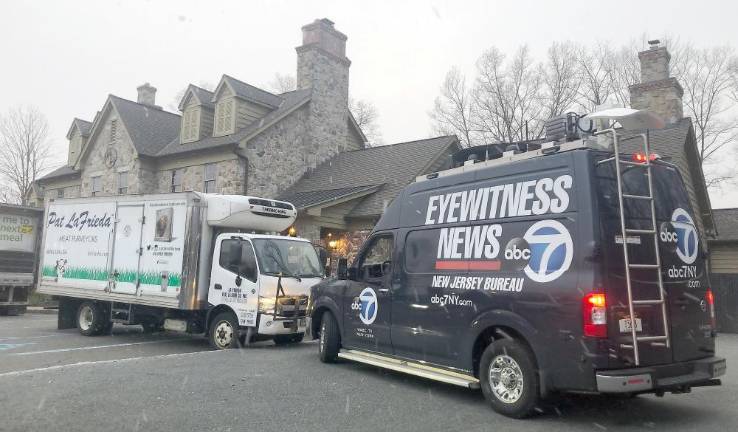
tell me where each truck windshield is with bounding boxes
[252,239,323,278]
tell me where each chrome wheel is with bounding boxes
[488,354,524,404]
[78,305,94,331]
[214,320,234,349]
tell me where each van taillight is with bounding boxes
[583,293,607,338]
[706,288,716,328]
[632,152,660,163]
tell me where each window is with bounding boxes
[357,235,393,280]
[171,169,183,192]
[219,239,258,282]
[181,108,199,143]
[57,188,64,198]
[204,164,217,193]
[91,176,102,196]
[118,171,128,194]
[215,98,233,135]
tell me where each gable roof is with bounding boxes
[156,88,311,157]
[712,208,738,242]
[214,75,283,109]
[277,135,460,217]
[109,95,182,157]
[178,84,215,111]
[66,118,92,140]
[37,165,80,182]
[279,184,382,210]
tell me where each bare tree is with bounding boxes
[349,97,382,146]
[429,67,476,147]
[473,46,544,143]
[608,40,644,106]
[0,106,53,205]
[575,42,618,111]
[540,42,581,127]
[269,73,297,94]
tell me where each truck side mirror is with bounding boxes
[337,258,348,280]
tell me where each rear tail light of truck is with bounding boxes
[706,288,716,329]
[632,152,660,163]
[583,292,607,338]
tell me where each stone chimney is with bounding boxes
[295,18,355,165]
[629,40,684,125]
[137,83,157,106]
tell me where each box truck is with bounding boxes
[37,192,325,349]
[0,203,42,315]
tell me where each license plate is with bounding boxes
[619,318,643,333]
[298,318,306,327]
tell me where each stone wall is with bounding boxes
[629,44,684,125]
[156,157,247,195]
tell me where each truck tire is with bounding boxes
[479,339,539,419]
[273,333,304,345]
[318,312,340,363]
[209,312,241,350]
[77,302,108,336]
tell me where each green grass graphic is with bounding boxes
[41,265,181,286]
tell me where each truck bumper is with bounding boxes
[257,313,308,336]
[595,356,726,393]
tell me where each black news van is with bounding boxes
[307,112,726,418]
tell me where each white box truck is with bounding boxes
[0,203,43,315]
[37,192,325,349]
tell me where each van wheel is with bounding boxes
[77,302,108,336]
[318,312,340,363]
[480,339,539,418]
[274,334,304,345]
[209,312,241,350]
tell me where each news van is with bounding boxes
[37,192,324,349]
[307,109,726,418]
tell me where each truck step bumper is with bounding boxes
[596,356,726,393]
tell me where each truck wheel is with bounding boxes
[209,312,241,350]
[77,302,108,336]
[318,312,340,363]
[273,333,304,345]
[480,339,539,418]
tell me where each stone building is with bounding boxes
[32,18,460,250]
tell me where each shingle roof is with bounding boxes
[37,165,80,182]
[66,118,92,140]
[109,95,182,157]
[182,85,215,110]
[713,208,738,242]
[279,184,381,209]
[221,75,283,108]
[277,135,459,217]
[156,89,311,157]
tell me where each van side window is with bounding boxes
[404,229,437,273]
[357,236,393,280]
[219,239,258,282]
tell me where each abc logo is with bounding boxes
[659,222,678,253]
[504,238,531,270]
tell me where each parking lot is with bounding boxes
[1,312,737,432]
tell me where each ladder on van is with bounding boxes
[596,128,670,366]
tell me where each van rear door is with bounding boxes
[595,157,714,367]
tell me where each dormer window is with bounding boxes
[214,98,234,136]
[181,108,200,143]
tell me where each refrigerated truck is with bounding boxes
[0,203,42,315]
[37,192,325,349]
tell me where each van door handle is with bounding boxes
[214,284,222,290]
[378,288,389,294]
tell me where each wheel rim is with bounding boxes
[319,320,327,353]
[214,320,234,348]
[488,354,524,404]
[79,305,94,331]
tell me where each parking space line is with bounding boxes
[10,339,183,356]
[0,350,222,378]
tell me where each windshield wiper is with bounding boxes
[263,270,302,282]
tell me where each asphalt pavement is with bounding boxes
[1,312,736,432]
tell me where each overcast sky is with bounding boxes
[2,0,737,207]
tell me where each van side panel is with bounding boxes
[390,151,603,391]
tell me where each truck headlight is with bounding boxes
[258,297,276,314]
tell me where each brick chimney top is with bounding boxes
[137,83,157,107]
[298,18,348,62]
